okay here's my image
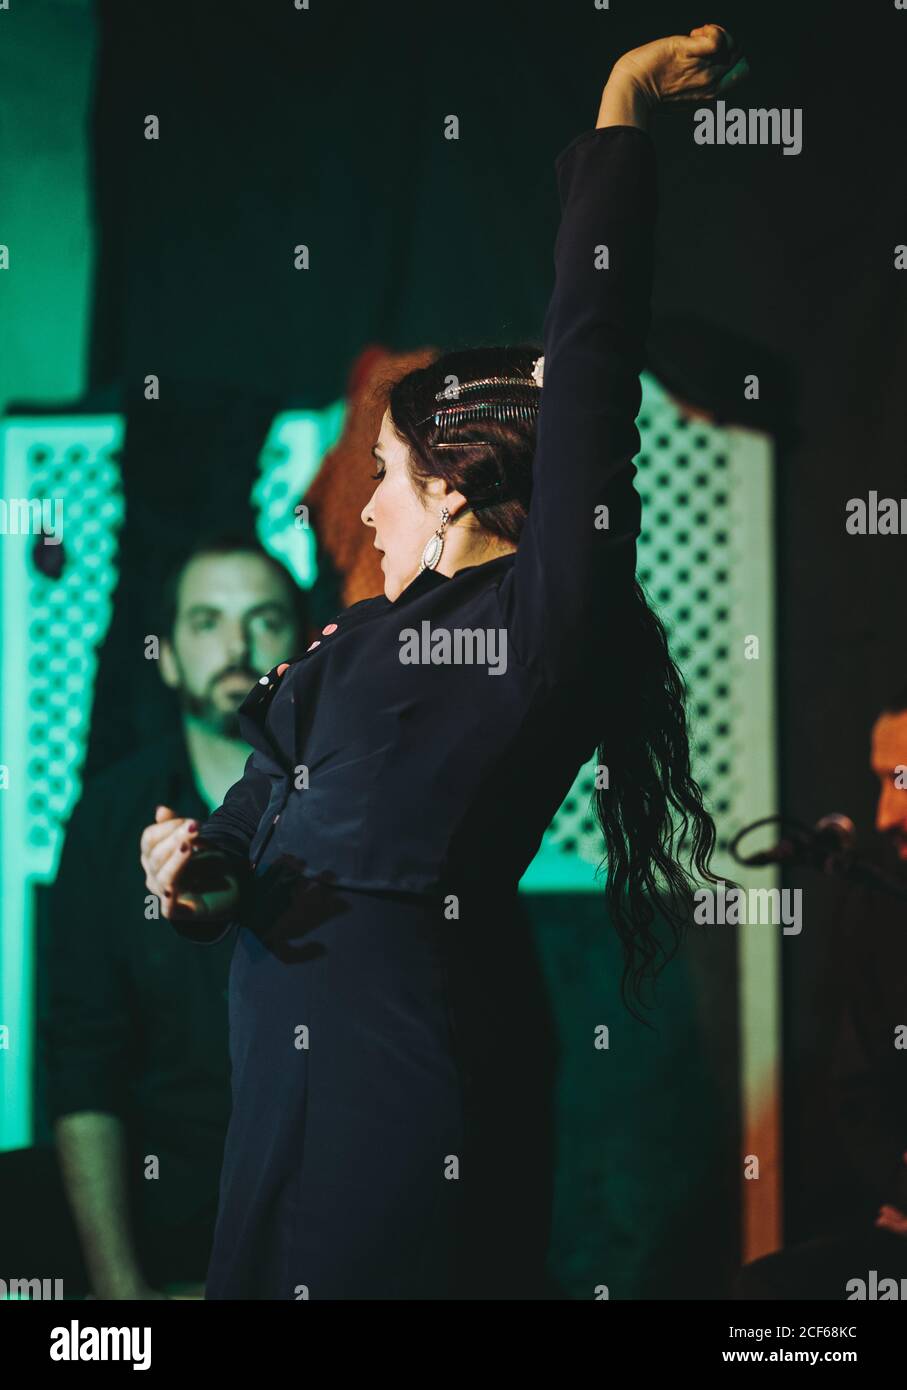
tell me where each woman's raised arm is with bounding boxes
[502,26,746,684]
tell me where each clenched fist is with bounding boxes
[615,24,748,108]
[140,805,240,922]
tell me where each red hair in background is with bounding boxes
[302,344,439,608]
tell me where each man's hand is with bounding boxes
[140,805,239,922]
[874,1150,907,1236]
[875,1204,907,1236]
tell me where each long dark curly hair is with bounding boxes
[384,342,721,1016]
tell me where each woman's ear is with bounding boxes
[447,489,472,521]
[423,474,467,515]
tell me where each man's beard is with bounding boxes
[884,830,907,867]
[178,671,256,740]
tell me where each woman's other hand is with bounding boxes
[140,805,240,922]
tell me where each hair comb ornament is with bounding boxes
[419,356,545,446]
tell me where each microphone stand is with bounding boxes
[730,814,907,905]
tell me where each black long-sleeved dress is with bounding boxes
[174,123,657,1299]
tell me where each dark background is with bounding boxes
[6,0,905,1289]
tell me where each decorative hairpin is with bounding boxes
[424,400,539,441]
[433,357,544,402]
[416,355,545,446]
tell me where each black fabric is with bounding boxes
[39,731,233,1283]
[823,850,907,1218]
[734,1227,907,1301]
[203,882,555,1299]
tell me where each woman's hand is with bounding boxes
[615,24,748,109]
[140,805,240,922]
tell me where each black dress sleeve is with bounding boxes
[168,749,275,946]
[502,124,656,683]
[195,749,275,861]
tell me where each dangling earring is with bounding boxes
[420,505,450,572]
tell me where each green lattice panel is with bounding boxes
[520,371,775,889]
[0,419,125,879]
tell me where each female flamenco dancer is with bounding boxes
[141,25,747,1300]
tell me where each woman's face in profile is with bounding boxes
[361,409,445,601]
